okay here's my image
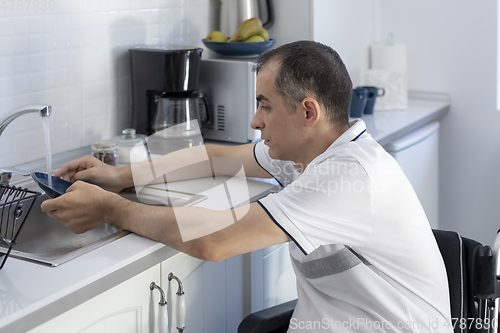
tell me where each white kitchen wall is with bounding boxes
[378,0,500,245]
[312,0,374,87]
[0,0,214,168]
[265,0,312,48]
[268,0,375,87]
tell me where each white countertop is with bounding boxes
[360,93,450,146]
[0,176,279,333]
[0,94,449,333]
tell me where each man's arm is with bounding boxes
[53,143,271,192]
[206,143,272,179]
[139,143,272,183]
[41,181,290,261]
[111,197,291,261]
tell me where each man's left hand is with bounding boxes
[41,181,118,234]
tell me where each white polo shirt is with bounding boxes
[254,119,452,332]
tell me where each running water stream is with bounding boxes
[42,116,52,188]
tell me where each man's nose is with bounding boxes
[251,109,263,130]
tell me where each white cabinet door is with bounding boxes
[251,243,297,312]
[224,255,246,332]
[161,252,205,333]
[263,243,297,308]
[161,253,246,333]
[29,265,161,333]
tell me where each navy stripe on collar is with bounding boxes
[253,143,284,188]
[351,129,366,142]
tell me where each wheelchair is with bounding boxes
[238,229,500,333]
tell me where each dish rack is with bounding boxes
[0,185,41,270]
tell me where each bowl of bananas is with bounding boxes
[203,18,275,57]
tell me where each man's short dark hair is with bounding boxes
[253,40,352,126]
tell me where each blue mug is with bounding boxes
[349,88,368,118]
[358,86,385,114]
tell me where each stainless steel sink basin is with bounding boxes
[0,178,129,267]
[0,176,206,267]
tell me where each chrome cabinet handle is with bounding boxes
[150,282,168,333]
[168,273,185,333]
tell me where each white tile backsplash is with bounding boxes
[0,0,212,167]
[0,56,13,76]
[0,76,14,97]
[0,18,13,36]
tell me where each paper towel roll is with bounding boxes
[365,69,407,110]
[370,44,407,70]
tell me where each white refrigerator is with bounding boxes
[384,122,440,229]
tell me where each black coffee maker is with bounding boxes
[129,46,208,136]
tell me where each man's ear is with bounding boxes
[301,98,321,127]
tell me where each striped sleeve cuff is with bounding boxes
[257,198,316,256]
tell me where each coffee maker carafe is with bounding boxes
[151,91,208,137]
[129,46,208,137]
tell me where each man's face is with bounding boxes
[250,61,303,161]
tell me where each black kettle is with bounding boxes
[219,0,274,38]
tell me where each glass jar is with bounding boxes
[91,140,118,166]
[113,128,148,165]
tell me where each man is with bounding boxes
[42,41,451,332]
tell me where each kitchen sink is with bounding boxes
[0,177,206,267]
[0,177,129,267]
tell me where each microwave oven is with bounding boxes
[199,58,260,143]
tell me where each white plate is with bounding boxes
[121,186,207,207]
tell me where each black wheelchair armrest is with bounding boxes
[238,299,298,333]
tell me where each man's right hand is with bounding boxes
[53,155,131,193]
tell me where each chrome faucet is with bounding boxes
[0,104,52,136]
[0,104,52,186]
